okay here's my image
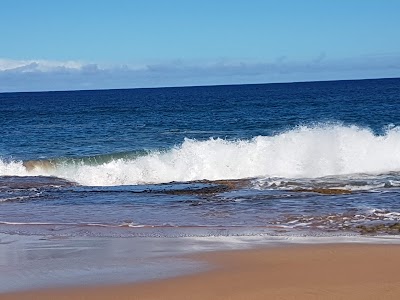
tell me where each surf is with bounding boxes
[2,124,400,186]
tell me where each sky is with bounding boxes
[0,0,399,92]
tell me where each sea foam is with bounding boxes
[2,125,400,186]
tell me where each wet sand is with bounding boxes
[1,244,400,300]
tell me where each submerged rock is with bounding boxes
[356,223,400,234]
[162,185,230,195]
[293,188,352,195]
[161,179,251,196]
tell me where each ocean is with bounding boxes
[1,78,400,238]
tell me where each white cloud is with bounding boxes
[0,58,84,72]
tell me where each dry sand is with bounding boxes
[1,244,400,300]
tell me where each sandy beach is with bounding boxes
[1,243,400,300]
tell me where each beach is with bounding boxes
[1,80,400,299]
[1,243,400,300]
[2,0,400,296]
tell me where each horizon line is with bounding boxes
[1,76,399,95]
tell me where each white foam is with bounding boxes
[2,124,400,186]
[0,160,28,176]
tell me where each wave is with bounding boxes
[2,124,400,186]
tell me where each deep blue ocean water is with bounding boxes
[1,78,400,237]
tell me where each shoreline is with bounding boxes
[2,243,400,299]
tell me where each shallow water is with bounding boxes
[0,175,399,237]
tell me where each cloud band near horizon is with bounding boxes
[0,54,399,92]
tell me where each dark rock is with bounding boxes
[293,188,352,195]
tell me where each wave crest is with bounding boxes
[2,125,400,186]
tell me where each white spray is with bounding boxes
[2,125,400,186]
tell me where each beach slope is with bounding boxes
[1,244,400,300]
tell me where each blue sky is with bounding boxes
[1,0,399,92]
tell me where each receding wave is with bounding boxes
[2,124,400,186]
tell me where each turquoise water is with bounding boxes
[1,78,400,237]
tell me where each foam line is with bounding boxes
[2,124,400,186]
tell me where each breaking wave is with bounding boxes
[2,124,400,186]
